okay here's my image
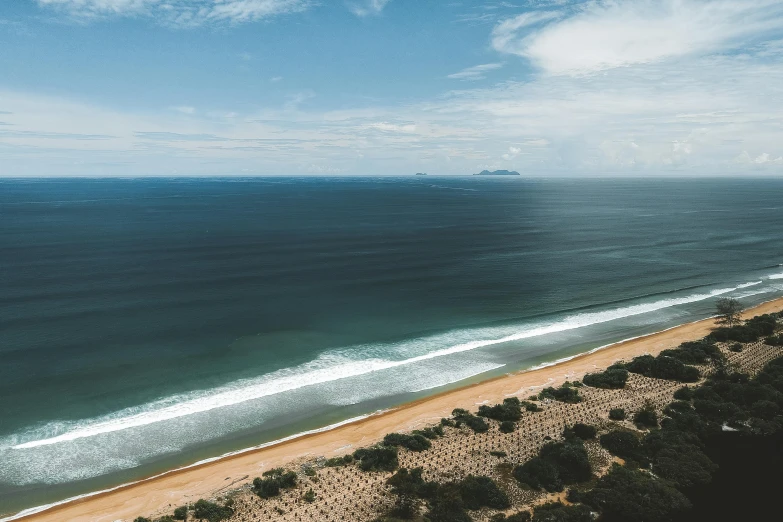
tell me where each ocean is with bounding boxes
[1,176,782,517]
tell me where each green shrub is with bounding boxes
[459,475,511,510]
[303,488,316,503]
[452,408,490,433]
[499,420,516,433]
[570,423,597,440]
[324,454,353,467]
[192,499,234,522]
[609,408,626,420]
[478,398,523,422]
[599,431,647,465]
[730,342,744,352]
[383,433,432,452]
[583,368,629,389]
[673,386,694,401]
[580,464,691,522]
[173,506,188,520]
[625,354,700,382]
[539,384,583,404]
[522,401,543,412]
[252,469,297,498]
[514,438,591,492]
[633,402,659,429]
[133,518,151,522]
[532,502,592,522]
[660,339,723,365]
[353,446,399,472]
[490,450,507,457]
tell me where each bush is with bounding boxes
[514,438,591,492]
[730,342,744,352]
[303,488,316,503]
[660,339,723,365]
[583,368,629,389]
[580,464,691,522]
[354,446,399,472]
[478,398,523,422]
[192,499,234,522]
[452,408,490,433]
[500,420,516,433]
[539,384,583,404]
[413,426,443,439]
[325,454,353,467]
[133,518,151,522]
[633,402,659,429]
[253,469,297,498]
[383,433,432,452]
[599,431,647,465]
[173,506,188,520]
[673,386,694,401]
[570,423,597,440]
[490,450,507,457]
[532,502,592,522]
[522,401,543,412]
[626,354,700,382]
[459,475,511,510]
[608,408,626,420]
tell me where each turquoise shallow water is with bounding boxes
[1,176,782,516]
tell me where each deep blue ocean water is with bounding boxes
[1,176,782,516]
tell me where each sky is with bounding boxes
[1,0,783,176]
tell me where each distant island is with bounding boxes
[415,172,427,176]
[474,169,520,176]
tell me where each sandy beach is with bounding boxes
[11,296,783,522]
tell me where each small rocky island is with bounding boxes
[474,169,520,176]
[415,172,428,176]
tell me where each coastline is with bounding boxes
[8,296,783,522]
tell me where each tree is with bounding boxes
[716,298,743,327]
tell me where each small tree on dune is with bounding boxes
[716,298,743,327]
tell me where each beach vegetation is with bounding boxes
[521,400,542,412]
[608,407,626,420]
[538,384,583,404]
[383,433,432,452]
[354,445,399,472]
[490,450,507,457]
[413,426,443,439]
[582,367,629,389]
[716,298,743,327]
[324,454,353,467]
[621,354,700,382]
[513,436,591,492]
[531,502,592,522]
[439,417,455,427]
[710,314,777,343]
[252,469,297,498]
[303,488,316,503]
[478,398,523,422]
[452,408,490,433]
[173,506,188,520]
[599,431,648,466]
[673,386,694,400]
[492,511,531,522]
[660,339,723,365]
[576,464,691,522]
[192,499,234,522]
[133,518,151,522]
[499,420,516,433]
[569,423,597,440]
[633,401,659,429]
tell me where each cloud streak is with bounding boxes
[447,63,504,81]
[493,0,783,75]
[349,0,391,18]
[35,0,312,26]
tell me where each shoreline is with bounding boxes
[7,296,783,522]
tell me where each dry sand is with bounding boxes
[12,297,783,522]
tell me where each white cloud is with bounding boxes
[493,0,783,75]
[447,63,504,81]
[35,0,312,26]
[171,106,196,114]
[349,0,391,18]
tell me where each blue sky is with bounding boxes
[1,0,783,176]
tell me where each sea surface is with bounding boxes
[1,177,782,517]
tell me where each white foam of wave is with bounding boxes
[737,281,762,288]
[0,413,378,522]
[11,283,751,450]
[769,273,783,280]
